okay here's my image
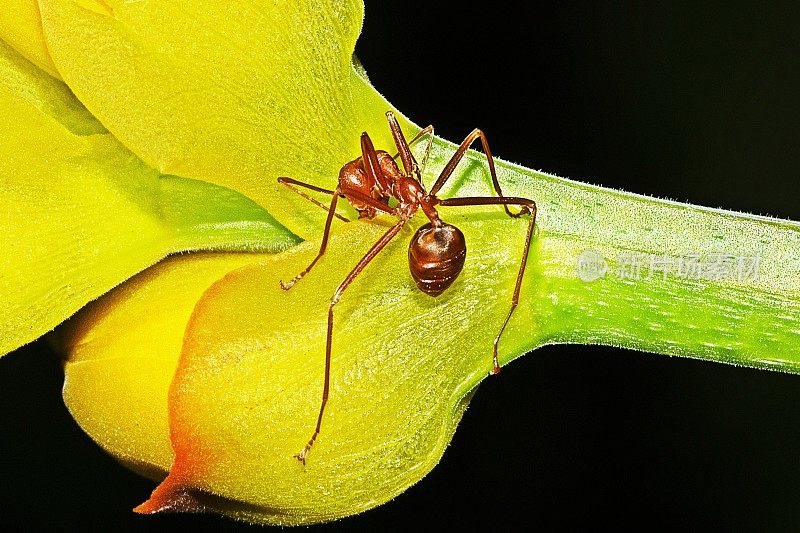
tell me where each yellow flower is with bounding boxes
[0,6,298,355]
[3,0,537,525]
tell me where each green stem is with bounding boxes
[423,137,800,372]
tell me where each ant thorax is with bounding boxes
[338,150,404,219]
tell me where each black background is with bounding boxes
[2,1,800,531]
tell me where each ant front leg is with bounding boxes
[279,188,342,290]
[280,188,398,290]
[295,218,407,464]
[438,196,538,375]
[429,128,524,218]
[407,124,435,188]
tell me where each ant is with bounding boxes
[278,111,537,464]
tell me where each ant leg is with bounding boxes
[414,125,435,187]
[278,177,350,222]
[429,129,523,218]
[439,196,538,374]
[406,125,435,189]
[279,189,342,290]
[295,218,407,464]
[281,187,397,291]
[403,124,435,153]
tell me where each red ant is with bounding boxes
[278,111,537,464]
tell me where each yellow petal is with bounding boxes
[53,252,264,480]
[0,1,60,78]
[137,215,538,525]
[0,39,297,355]
[37,0,413,239]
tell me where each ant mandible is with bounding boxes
[277,111,537,464]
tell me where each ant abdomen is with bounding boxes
[408,222,467,297]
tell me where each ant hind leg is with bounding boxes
[429,129,526,218]
[438,195,537,374]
